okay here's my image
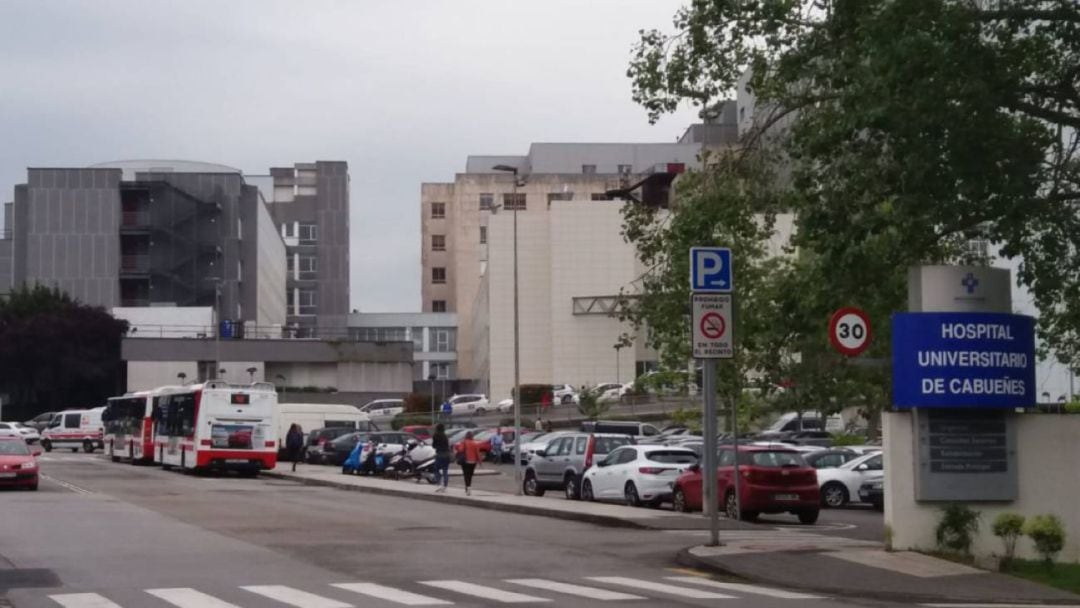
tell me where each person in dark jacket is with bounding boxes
[285,424,304,472]
[431,423,451,492]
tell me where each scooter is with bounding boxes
[342,442,389,476]
[385,441,437,483]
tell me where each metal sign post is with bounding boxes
[689,247,734,548]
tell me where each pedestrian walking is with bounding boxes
[285,423,304,472]
[457,431,482,496]
[490,427,504,464]
[534,418,543,432]
[543,418,553,433]
[431,423,451,492]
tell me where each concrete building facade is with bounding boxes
[347,311,458,382]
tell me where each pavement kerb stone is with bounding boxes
[675,547,1080,605]
[261,470,658,529]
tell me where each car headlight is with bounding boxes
[19,462,37,470]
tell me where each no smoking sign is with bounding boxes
[692,293,733,359]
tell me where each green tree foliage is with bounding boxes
[576,388,612,421]
[992,512,1026,565]
[624,0,1080,401]
[0,285,129,417]
[1025,513,1067,564]
[935,503,981,555]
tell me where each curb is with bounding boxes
[675,548,1080,605]
[262,471,654,530]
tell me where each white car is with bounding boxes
[444,394,491,416]
[844,445,883,456]
[816,451,884,507]
[581,445,698,507]
[516,431,571,464]
[496,398,514,413]
[358,399,405,419]
[0,422,41,445]
[592,383,623,403]
[552,384,580,405]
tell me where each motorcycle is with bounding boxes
[385,440,437,483]
[342,441,390,476]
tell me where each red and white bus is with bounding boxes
[104,387,179,464]
[153,381,279,474]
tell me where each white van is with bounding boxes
[277,403,373,451]
[42,407,106,453]
[766,411,845,434]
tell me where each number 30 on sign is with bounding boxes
[829,307,872,357]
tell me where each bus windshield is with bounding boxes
[106,397,147,435]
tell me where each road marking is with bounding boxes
[922,605,1080,608]
[665,577,822,599]
[332,583,452,606]
[586,577,735,599]
[420,581,550,603]
[49,593,123,608]
[505,579,643,601]
[39,474,95,495]
[241,585,352,607]
[146,588,243,608]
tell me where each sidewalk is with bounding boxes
[680,542,1080,604]
[262,466,742,530]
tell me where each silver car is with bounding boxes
[523,433,635,500]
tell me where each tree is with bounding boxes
[626,0,1080,387]
[0,285,129,417]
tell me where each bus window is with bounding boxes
[175,394,197,437]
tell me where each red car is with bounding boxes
[401,425,432,440]
[671,445,819,524]
[0,436,40,491]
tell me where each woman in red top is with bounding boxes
[457,431,483,496]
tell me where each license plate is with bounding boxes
[226,459,249,464]
[775,493,799,501]
[0,473,16,479]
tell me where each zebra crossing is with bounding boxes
[44,575,823,607]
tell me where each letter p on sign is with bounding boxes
[690,247,733,293]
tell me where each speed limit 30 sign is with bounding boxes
[829,307,872,357]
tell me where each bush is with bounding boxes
[992,513,1026,565]
[402,393,433,414]
[831,434,866,447]
[935,503,980,555]
[1025,514,1066,564]
[576,389,612,421]
[390,413,430,430]
[668,407,702,431]
[514,384,553,408]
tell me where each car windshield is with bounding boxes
[0,440,30,455]
[745,450,806,467]
[645,450,697,464]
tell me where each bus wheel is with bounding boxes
[42,439,52,452]
[83,440,95,453]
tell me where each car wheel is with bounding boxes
[523,472,545,497]
[564,473,579,500]
[821,482,849,508]
[474,408,486,416]
[624,482,642,507]
[83,440,95,454]
[41,439,52,452]
[798,509,820,525]
[673,487,691,513]
[561,395,572,405]
[582,479,595,502]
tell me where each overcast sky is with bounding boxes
[0,1,697,312]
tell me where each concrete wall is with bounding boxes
[0,239,11,296]
[253,189,287,332]
[264,361,411,393]
[885,411,1080,562]
[111,306,214,338]
[127,361,199,392]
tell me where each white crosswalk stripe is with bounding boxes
[586,577,736,599]
[49,593,124,608]
[241,585,352,607]
[147,588,244,608]
[331,583,452,606]
[505,579,644,601]
[665,577,822,599]
[420,581,550,603]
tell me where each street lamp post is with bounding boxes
[493,163,523,495]
[429,373,437,425]
[614,344,624,384]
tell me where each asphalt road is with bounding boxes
[3,452,893,608]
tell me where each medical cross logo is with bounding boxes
[961,272,979,295]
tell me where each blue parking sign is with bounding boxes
[690,247,733,292]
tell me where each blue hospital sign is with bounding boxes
[892,312,1036,409]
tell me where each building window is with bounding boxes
[591,192,614,201]
[502,192,526,211]
[582,164,597,174]
[617,164,632,175]
[432,328,455,353]
[432,234,446,251]
[299,255,318,279]
[547,192,573,203]
[431,202,446,219]
[298,289,317,315]
[298,223,318,244]
[287,255,295,274]
[432,267,446,284]
[479,226,487,245]
[432,300,447,312]
[282,223,296,238]
[411,327,425,351]
[479,193,494,210]
[433,362,450,379]
[237,217,243,239]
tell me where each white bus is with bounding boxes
[153,381,278,474]
[103,386,183,464]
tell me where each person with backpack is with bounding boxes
[285,424,304,472]
[431,423,451,493]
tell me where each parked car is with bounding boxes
[844,445,883,456]
[358,399,405,419]
[763,411,845,433]
[305,427,361,464]
[552,384,579,405]
[639,426,697,445]
[580,445,698,507]
[816,451,884,507]
[321,431,422,466]
[401,425,432,440]
[0,436,39,490]
[42,407,105,453]
[444,394,491,416]
[803,449,858,469]
[516,431,570,464]
[580,420,662,439]
[592,383,624,404]
[859,477,884,511]
[23,411,56,432]
[671,445,820,524]
[523,433,635,499]
[784,430,835,448]
[496,398,515,413]
[0,422,40,444]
